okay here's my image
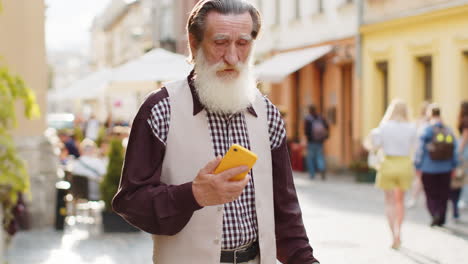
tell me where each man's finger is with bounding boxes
[200,156,222,175]
[217,165,249,181]
[224,175,251,192]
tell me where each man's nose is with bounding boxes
[224,44,239,66]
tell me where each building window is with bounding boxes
[275,0,281,25]
[417,56,433,102]
[376,61,389,113]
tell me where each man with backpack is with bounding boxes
[415,104,458,227]
[304,104,329,180]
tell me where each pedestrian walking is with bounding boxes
[369,99,417,249]
[58,130,80,159]
[84,114,100,141]
[304,104,329,180]
[407,101,430,208]
[450,101,468,221]
[71,138,107,202]
[112,1,320,263]
[415,104,458,227]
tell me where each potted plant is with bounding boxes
[349,149,377,183]
[100,138,138,232]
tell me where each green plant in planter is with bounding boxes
[95,125,107,148]
[100,138,124,212]
[0,66,40,239]
[350,146,378,183]
[73,125,84,143]
[349,159,377,183]
[349,160,370,172]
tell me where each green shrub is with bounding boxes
[73,125,84,143]
[100,138,124,212]
[0,66,40,240]
[95,126,107,147]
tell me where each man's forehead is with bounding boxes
[205,11,253,35]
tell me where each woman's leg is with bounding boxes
[394,189,405,247]
[384,190,396,245]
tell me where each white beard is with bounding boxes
[193,49,257,114]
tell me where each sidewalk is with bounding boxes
[5,172,468,264]
[294,172,468,264]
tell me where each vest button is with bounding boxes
[214,239,220,245]
[218,206,223,212]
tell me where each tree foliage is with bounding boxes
[0,67,40,236]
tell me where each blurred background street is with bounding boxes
[1,0,468,263]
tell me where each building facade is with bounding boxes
[90,0,199,69]
[254,0,360,168]
[361,0,468,137]
[0,0,57,231]
[90,0,155,68]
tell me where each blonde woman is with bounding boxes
[371,99,417,249]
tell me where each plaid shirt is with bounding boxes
[113,72,318,263]
[147,81,285,249]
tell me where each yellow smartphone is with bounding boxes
[214,144,258,181]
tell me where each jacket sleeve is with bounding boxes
[112,95,202,235]
[272,138,319,264]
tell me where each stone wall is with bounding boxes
[14,135,58,229]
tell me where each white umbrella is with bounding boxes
[109,48,193,83]
[62,69,112,100]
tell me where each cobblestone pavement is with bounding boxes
[5,172,468,264]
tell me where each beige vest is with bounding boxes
[152,79,276,263]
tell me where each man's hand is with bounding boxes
[192,156,250,207]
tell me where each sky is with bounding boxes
[45,0,111,53]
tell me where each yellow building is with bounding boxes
[361,1,468,137]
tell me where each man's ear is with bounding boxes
[188,33,198,59]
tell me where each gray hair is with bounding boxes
[187,0,262,61]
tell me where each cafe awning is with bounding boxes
[255,45,333,83]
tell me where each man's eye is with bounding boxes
[237,40,249,46]
[215,40,227,45]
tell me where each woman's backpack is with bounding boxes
[427,125,455,161]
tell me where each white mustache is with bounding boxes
[214,62,242,72]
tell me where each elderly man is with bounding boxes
[112,1,319,263]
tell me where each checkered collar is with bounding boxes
[187,70,258,118]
